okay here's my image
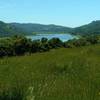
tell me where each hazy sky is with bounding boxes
[0,0,100,27]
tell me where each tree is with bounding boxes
[48,38,63,48]
[41,37,48,43]
[12,36,30,55]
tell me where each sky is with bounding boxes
[0,0,100,27]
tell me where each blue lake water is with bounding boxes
[27,34,77,42]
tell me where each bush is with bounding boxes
[86,35,99,44]
[12,36,30,55]
[0,35,100,57]
[48,38,63,48]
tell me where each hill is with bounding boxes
[0,21,72,37]
[9,20,100,35]
[73,20,100,35]
[10,23,72,33]
[1,20,100,36]
[0,21,28,37]
[0,21,15,37]
[0,44,100,99]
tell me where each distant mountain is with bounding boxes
[1,20,100,37]
[0,21,27,37]
[73,20,100,35]
[0,21,15,37]
[0,21,72,37]
[10,23,72,33]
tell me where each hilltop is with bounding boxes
[73,20,100,35]
[0,21,72,37]
[10,23,72,33]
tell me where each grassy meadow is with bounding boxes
[0,44,100,100]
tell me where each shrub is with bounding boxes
[48,38,63,48]
[0,34,100,57]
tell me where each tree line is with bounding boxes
[0,35,99,57]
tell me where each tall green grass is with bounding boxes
[0,44,100,100]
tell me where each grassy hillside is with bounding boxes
[1,20,100,37]
[73,20,100,35]
[0,44,100,100]
[0,21,28,37]
[10,23,72,33]
[8,20,100,36]
[0,21,72,37]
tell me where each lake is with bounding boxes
[27,34,77,42]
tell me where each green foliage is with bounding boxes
[0,35,100,57]
[12,36,30,55]
[31,40,41,53]
[48,38,63,48]
[64,35,100,48]
[41,37,48,43]
[85,35,99,44]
